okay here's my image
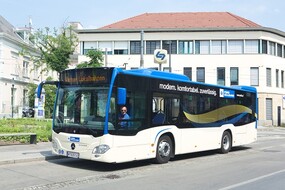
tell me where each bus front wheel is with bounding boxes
[220,131,232,154]
[154,135,172,164]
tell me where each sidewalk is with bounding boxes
[0,142,62,165]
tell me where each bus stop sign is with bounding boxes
[154,49,167,64]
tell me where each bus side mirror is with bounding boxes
[37,81,59,98]
[37,82,44,98]
[117,88,126,105]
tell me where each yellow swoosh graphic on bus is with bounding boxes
[183,105,253,123]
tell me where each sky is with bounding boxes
[1,0,285,32]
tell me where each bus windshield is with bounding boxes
[54,86,116,136]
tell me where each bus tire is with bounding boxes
[154,135,172,164]
[220,131,232,154]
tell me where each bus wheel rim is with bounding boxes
[223,135,230,150]
[158,141,170,157]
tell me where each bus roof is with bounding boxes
[120,68,190,82]
[230,85,257,93]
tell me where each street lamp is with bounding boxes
[167,40,172,73]
[11,78,14,118]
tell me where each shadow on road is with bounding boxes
[46,146,252,172]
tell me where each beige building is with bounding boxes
[0,16,52,118]
[75,12,285,126]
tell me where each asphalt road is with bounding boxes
[1,127,285,190]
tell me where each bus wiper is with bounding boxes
[53,124,66,133]
[80,123,98,136]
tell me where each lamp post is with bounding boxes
[11,78,14,118]
[168,41,172,73]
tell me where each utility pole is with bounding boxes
[140,30,144,68]
[168,40,172,72]
[11,78,14,118]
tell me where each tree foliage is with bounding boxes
[24,25,78,74]
[76,49,104,68]
[27,83,37,108]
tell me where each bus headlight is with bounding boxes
[93,144,110,154]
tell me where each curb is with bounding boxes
[0,155,65,166]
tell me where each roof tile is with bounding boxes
[99,12,260,30]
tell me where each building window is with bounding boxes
[266,68,272,87]
[183,67,192,80]
[266,98,272,120]
[23,89,28,106]
[11,52,19,76]
[114,41,128,55]
[250,67,259,86]
[114,49,128,55]
[281,71,284,88]
[195,40,210,54]
[83,41,97,55]
[98,41,112,54]
[217,67,225,86]
[268,41,276,56]
[230,67,238,85]
[262,40,268,54]
[276,69,279,87]
[245,40,259,54]
[162,40,177,54]
[195,41,200,54]
[146,41,160,54]
[211,40,226,54]
[130,41,141,54]
[23,60,29,77]
[228,40,243,54]
[277,44,282,57]
[33,66,39,80]
[197,67,205,83]
[179,40,194,54]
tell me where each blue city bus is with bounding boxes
[37,67,257,164]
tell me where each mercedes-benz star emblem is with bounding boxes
[71,143,75,150]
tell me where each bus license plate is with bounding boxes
[67,151,79,158]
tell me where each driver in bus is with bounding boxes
[118,106,130,128]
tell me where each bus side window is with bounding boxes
[152,96,165,125]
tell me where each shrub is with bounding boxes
[0,118,52,143]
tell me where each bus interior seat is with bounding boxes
[152,112,166,125]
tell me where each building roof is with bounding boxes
[0,15,21,40]
[99,12,261,30]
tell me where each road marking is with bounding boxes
[219,169,285,190]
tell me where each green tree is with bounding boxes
[43,82,57,118]
[76,49,104,68]
[27,83,37,108]
[23,25,78,74]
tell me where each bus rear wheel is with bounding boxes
[220,131,232,154]
[154,135,172,164]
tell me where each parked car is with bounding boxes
[22,107,35,117]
